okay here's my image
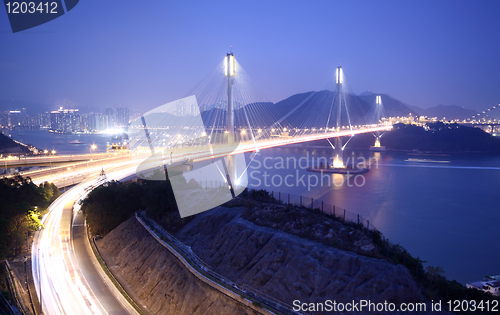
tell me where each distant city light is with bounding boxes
[103,128,124,135]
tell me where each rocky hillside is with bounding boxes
[98,217,261,315]
[175,207,432,314]
[98,206,450,314]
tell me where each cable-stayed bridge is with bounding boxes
[26,52,394,315]
[129,54,391,197]
[7,52,392,193]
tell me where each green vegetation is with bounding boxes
[0,176,59,260]
[80,181,145,235]
[81,170,197,236]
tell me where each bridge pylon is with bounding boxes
[370,94,387,151]
[333,66,345,168]
[225,52,237,195]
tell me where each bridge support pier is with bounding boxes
[333,136,344,168]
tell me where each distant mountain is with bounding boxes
[411,105,478,121]
[425,105,478,119]
[272,90,371,128]
[132,91,419,131]
[406,104,425,115]
[358,92,418,118]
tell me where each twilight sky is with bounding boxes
[1,0,500,113]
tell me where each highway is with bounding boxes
[31,161,143,315]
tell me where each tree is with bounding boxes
[0,176,59,259]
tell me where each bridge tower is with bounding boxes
[370,94,387,151]
[374,94,382,146]
[226,52,235,146]
[333,66,344,168]
[225,52,237,193]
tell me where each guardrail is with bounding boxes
[136,212,303,315]
[0,289,18,315]
[3,261,27,315]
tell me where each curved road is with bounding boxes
[32,162,141,315]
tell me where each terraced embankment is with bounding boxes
[98,217,262,315]
[99,206,443,314]
[175,207,433,314]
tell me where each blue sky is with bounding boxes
[1,0,500,113]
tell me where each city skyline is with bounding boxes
[0,104,130,132]
[1,1,500,114]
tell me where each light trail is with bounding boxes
[195,125,392,161]
[32,159,143,315]
[33,179,107,315]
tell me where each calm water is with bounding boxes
[9,130,113,154]
[246,146,500,284]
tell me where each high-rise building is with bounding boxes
[89,114,109,132]
[8,111,21,128]
[104,108,114,126]
[0,112,8,128]
[20,108,28,127]
[49,109,81,133]
[40,112,51,128]
[115,107,129,126]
